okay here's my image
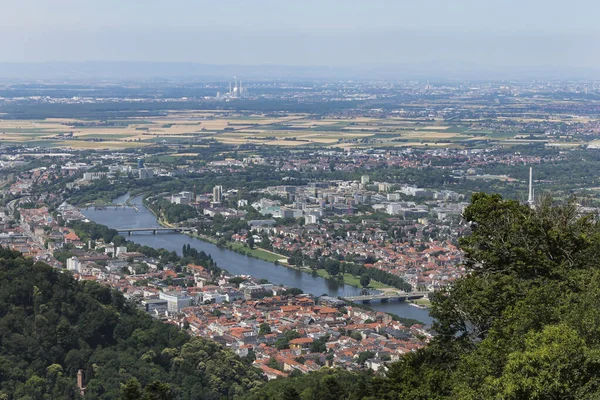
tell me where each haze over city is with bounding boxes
[1,0,599,79]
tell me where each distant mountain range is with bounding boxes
[0,62,597,82]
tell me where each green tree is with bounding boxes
[483,324,594,400]
[357,351,376,365]
[259,323,272,335]
[371,193,600,399]
[282,386,301,400]
[260,235,272,250]
[319,375,344,400]
[144,381,174,400]
[310,336,328,353]
[328,262,340,276]
[360,274,371,288]
[120,378,142,400]
[267,357,280,370]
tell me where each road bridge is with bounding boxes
[116,227,194,235]
[82,204,139,212]
[342,291,431,303]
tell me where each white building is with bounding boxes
[159,291,193,313]
[305,215,318,225]
[82,172,107,181]
[386,203,405,217]
[203,293,227,304]
[213,185,223,203]
[171,191,194,205]
[399,185,433,198]
[66,257,81,273]
[387,193,401,201]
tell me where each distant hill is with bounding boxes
[0,62,597,82]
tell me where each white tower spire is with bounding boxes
[527,167,534,208]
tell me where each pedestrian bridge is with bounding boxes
[342,291,431,303]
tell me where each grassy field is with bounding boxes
[226,242,287,263]
[411,298,431,307]
[0,111,589,150]
[315,269,389,289]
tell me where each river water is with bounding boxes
[82,194,432,325]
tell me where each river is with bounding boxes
[82,194,433,325]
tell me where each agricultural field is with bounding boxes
[0,110,591,150]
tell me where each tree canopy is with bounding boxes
[369,193,600,399]
[0,247,264,399]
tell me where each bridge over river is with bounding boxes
[342,291,431,303]
[81,203,139,212]
[116,227,194,235]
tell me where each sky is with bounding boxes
[1,0,599,74]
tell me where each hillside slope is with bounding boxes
[0,247,264,399]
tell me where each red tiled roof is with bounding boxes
[290,337,313,345]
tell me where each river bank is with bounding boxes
[143,196,397,292]
[82,194,433,324]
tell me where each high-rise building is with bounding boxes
[213,185,223,203]
[67,257,81,273]
[361,175,370,185]
[139,168,154,179]
[137,157,144,169]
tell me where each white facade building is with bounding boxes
[159,291,193,313]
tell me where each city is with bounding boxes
[0,108,597,386]
[1,0,600,397]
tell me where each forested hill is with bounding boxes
[0,247,264,399]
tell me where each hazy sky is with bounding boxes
[1,0,599,69]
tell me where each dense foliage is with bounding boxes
[367,193,600,399]
[0,248,264,399]
[311,257,411,292]
[149,197,198,223]
[243,369,373,400]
